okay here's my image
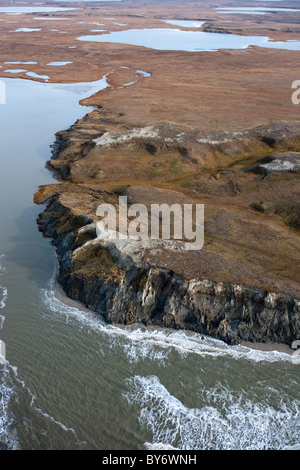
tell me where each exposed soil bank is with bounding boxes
[35,120,300,347]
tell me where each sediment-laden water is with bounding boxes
[0,76,299,450]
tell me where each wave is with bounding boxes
[0,286,8,310]
[0,255,7,329]
[0,364,19,450]
[125,375,300,450]
[42,280,294,365]
[0,255,6,276]
[0,255,7,312]
[144,442,179,450]
[0,255,14,449]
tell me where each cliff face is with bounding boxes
[36,188,300,346]
[34,117,300,347]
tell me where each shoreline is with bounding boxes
[48,263,295,358]
[24,0,299,349]
[35,111,300,348]
[1,1,299,451]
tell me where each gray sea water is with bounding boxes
[0,72,299,450]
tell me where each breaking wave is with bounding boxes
[0,286,8,311]
[125,375,300,450]
[42,280,294,365]
[0,255,7,313]
[0,364,19,450]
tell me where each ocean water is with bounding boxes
[0,69,299,451]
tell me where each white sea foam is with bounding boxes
[0,256,5,276]
[0,286,8,310]
[0,256,7,312]
[0,364,19,450]
[144,442,179,450]
[0,256,7,328]
[125,375,300,450]
[32,405,76,435]
[11,362,75,434]
[42,280,294,365]
[282,443,300,450]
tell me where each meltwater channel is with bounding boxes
[0,75,299,450]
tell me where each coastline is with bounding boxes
[34,94,300,348]
[16,0,297,349]
[0,0,299,451]
[36,177,300,347]
[47,252,296,358]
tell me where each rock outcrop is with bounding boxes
[35,128,300,346]
[37,195,299,345]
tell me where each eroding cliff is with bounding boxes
[36,147,300,346]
